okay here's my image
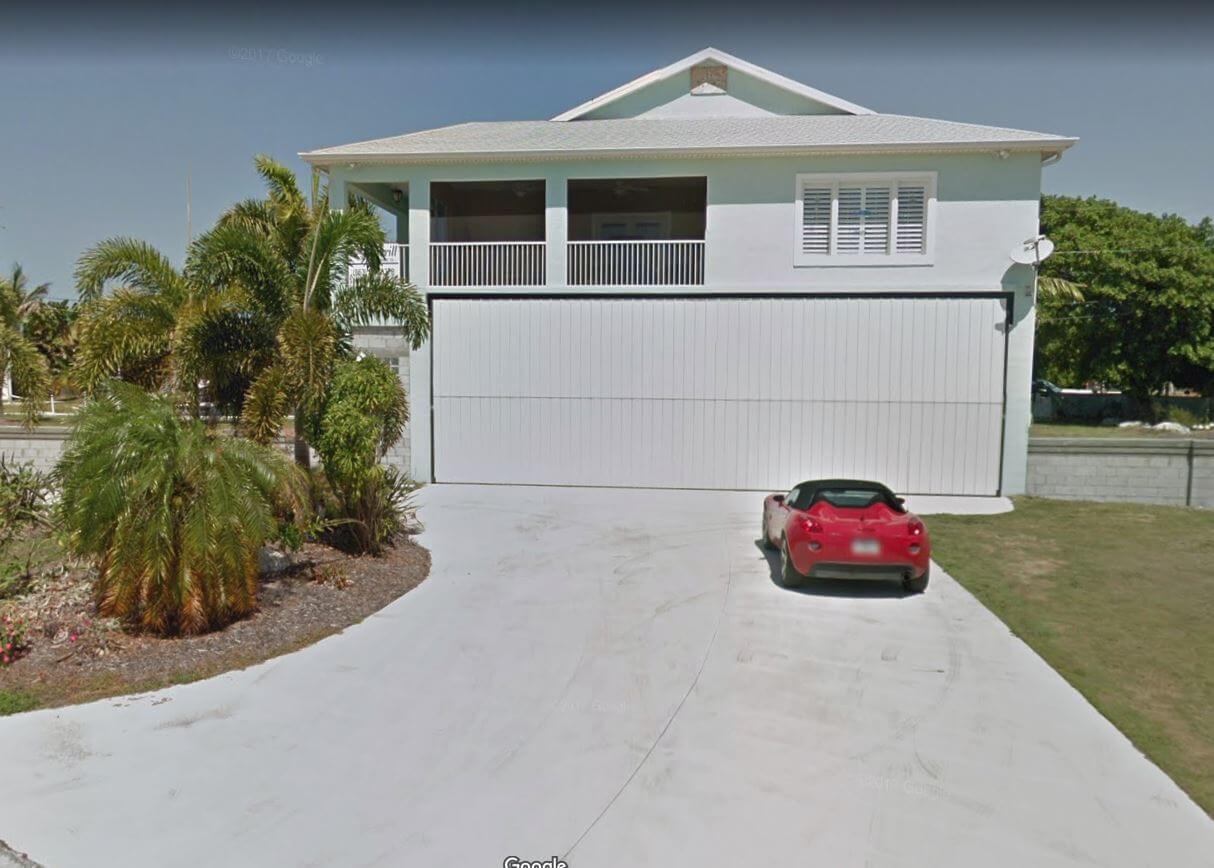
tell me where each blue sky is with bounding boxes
[2,2,1212,297]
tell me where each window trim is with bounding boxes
[793,171,936,267]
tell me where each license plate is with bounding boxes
[852,539,881,556]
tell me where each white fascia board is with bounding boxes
[298,137,1077,167]
[550,47,875,121]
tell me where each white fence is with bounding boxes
[429,241,546,287]
[567,240,705,286]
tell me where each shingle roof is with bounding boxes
[300,114,1076,165]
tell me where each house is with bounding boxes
[301,48,1076,496]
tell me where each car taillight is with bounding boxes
[908,518,925,537]
[800,517,823,534]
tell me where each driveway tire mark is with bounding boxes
[562,553,735,859]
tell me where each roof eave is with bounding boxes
[299,138,1077,168]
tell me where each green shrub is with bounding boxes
[0,458,52,553]
[314,357,409,554]
[57,382,306,635]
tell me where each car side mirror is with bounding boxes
[895,496,906,508]
[772,494,784,503]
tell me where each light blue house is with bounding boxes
[302,48,1076,496]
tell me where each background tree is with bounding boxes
[1037,195,1214,413]
[0,264,51,425]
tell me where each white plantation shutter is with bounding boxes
[862,186,891,254]
[800,184,832,255]
[836,186,863,254]
[796,174,932,262]
[896,183,927,254]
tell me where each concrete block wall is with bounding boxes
[1027,439,1214,508]
[0,427,71,474]
[351,326,413,476]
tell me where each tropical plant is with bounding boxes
[204,156,428,467]
[73,156,430,465]
[313,356,411,553]
[71,237,275,418]
[0,458,54,595]
[23,299,77,379]
[0,264,52,425]
[1037,195,1214,412]
[57,381,307,635]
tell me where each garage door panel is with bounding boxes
[433,297,1007,494]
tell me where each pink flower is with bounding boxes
[69,634,78,643]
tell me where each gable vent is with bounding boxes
[690,64,727,94]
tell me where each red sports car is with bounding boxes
[761,479,930,593]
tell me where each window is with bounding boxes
[795,173,935,265]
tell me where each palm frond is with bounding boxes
[335,271,430,350]
[1037,275,1085,301]
[57,382,304,635]
[239,365,291,444]
[74,237,189,302]
[71,290,176,392]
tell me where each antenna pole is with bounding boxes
[186,169,193,247]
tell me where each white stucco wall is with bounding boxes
[330,151,1044,494]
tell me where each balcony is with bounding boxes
[429,241,546,287]
[430,180,545,287]
[568,240,704,286]
[567,177,706,286]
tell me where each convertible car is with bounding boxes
[761,479,930,593]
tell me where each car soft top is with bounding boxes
[790,479,905,512]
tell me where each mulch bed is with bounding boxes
[0,539,430,711]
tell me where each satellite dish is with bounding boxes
[1010,235,1055,265]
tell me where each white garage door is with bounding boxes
[432,296,1007,494]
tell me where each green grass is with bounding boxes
[1031,423,1212,439]
[0,689,39,716]
[930,498,1214,814]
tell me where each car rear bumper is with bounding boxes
[807,562,919,581]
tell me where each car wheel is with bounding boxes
[760,514,776,550]
[777,538,803,588]
[903,565,930,594]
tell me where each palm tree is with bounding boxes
[57,381,306,635]
[0,264,51,425]
[192,156,429,467]
[74,156,429,467]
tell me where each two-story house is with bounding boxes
[301,48,1076,496]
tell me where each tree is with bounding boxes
[57,382,306,635]
[0,264,51,425]
[1037,195,1214,412]
[313,356,410,553]
[199,156,429,468]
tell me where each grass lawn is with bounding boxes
[930,498,1214,815]
[1031,423,1213,439]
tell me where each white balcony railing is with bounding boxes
[567,240,705,286]
[429,241,546,287]
[348,243,409,282]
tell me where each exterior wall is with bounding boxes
[329,151,1044,491]
[1027,439,1214,508]
[0,427,71,473]
[351,326,413,474]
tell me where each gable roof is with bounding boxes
[550,47,873,121]
[300,114,1077,166]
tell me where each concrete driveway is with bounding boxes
[1,484,1211,867]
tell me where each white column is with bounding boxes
[545,173,566,288]
[407,177,433,482]
[1001,280,1036,495]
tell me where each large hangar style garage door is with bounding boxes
[431,296,1008,494]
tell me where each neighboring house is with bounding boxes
[305,48,1076,496]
